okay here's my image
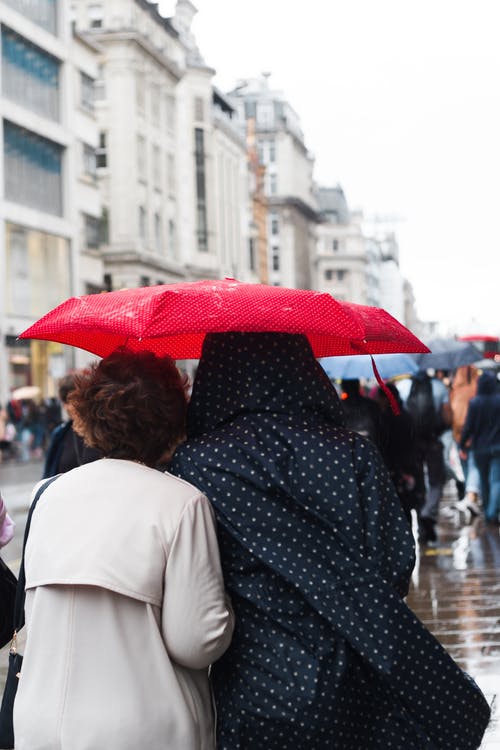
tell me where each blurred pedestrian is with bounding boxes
[374,382,424,525]
[459,372,500,524]
[450,365,481,519]
[339,377,385,452]
[13,349,233,750]
[44,397,62,438]
[403,370,451,545]
[170,332,490,750]
[43,373,101,478]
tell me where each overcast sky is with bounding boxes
[161,0,499,334]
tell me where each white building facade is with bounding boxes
[71,0,252,290]
[315,185,419,328]
[228,75,318,289]
[0,0,102,403]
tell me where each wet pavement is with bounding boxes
[1,461,499,747]
[407,484,500,748]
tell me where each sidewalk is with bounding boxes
[407,484,500,748]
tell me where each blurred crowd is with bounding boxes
[335,363,500,543]
[1,362,499,544]
[0,396,62,463]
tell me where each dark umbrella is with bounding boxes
[412,337,483,370]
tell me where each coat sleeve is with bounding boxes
[162,493,234,669]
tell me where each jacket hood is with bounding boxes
[476,372,498,396]
[187,332,344,437]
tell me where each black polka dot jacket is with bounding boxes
[170,332,490,750]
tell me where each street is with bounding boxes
[1,460,499,747]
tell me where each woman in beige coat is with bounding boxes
[13,349,234,750]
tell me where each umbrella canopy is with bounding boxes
[11,385,40,400]
[18,279,429,360]
[474,358,500,371]
[320,352,419,381]
[412,337,483,371]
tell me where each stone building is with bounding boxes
[71,0,253,291]
[0,0,103,402]
[228,74,318,289]
[315,185,419,328]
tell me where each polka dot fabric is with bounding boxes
[169,333,490,750]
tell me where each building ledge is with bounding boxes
[268,195,320,222]
[88,29,184,80]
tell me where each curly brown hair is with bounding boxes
[68,349,189,467]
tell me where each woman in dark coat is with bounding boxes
[170,332,490,750]
[43,373,101,478]
[459,372,500,523]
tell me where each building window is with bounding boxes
[168,219,176,257]
[332,239,339,251]
[1,26,60,121]
[166,95,175,132]
[96,131,107,168]
[271,247,280,271]
[83,213,101,248]
[140,276,150,287]
[167,153,175,195]
[337,269,346,281]
[258,138,276,164]
[153,145,161,189]
[154,212,162,252]
[136,74,145,114]
[248,238,255,271]
[244,101,256,119]
[269,173,277,195]
[257,102,274,127]
[137,135,147,182]
[151,85,160,126]
[194,97,204,122]
[324,269,333,281]
[138,206,147,240]
[3,0,57,34]
[5,223,70,316]
[87,4,103,28]
[94,63,105,100]
[194,128,208,252]
[3,121,63,216]
[82,142,97,180]
[271,216,279,235]
[80,71,94,112]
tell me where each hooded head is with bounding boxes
[187,332,344,437]
[476,371,498,396]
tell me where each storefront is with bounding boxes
[1,222,72,403]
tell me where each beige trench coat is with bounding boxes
[13,459,234,750]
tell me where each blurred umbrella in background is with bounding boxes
[412,338,483,371]
[320,352,419,381]
[11,385,40,400]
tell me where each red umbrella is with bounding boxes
[19,278,428,360]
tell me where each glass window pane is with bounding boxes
[1,26,60,121]
[3,121,63,216]
[5,223,70,316]
[3,0,57,34]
